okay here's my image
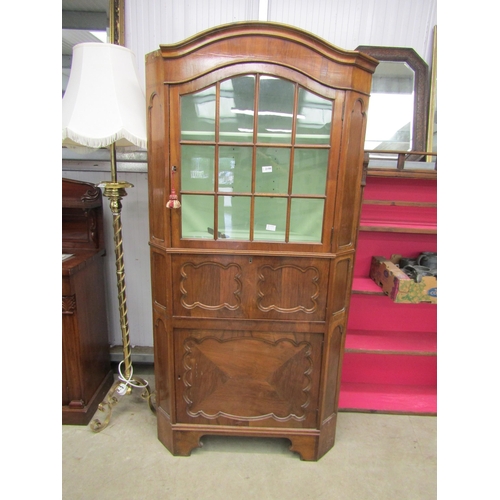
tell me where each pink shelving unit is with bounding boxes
[339,169,437,415]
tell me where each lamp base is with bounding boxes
[89,178,156,432]
[90,369,156,432]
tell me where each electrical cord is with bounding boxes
[116,360,149,395]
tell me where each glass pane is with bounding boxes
[292,149,328,195]
[364,61,414,151]
[296,88,332,145]
[181,145,215,192]
[181,86,216,141]
[289,199,324,242]
[255,147,290,194]
[257,76,294,144]
[181,195,214,239]
[254,197,287,241]
[219,146,253,193]
[220,76,255,143]
[218,196,251,240]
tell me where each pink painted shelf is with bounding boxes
[362,177,437,203]
[345,329,437,355]
[339,382,437,415]
[341,171,437,415]
[359,221,437,234]
[351,277,384,295]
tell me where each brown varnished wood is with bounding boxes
[62,178,113,425]
[146,23,376,460]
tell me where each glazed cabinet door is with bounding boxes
[168,69,343,253]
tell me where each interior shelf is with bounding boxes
[339,382,437,415]
[359,222,437,234]
[351,277,384,295]
[345,329,437,355]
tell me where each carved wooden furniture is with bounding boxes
[62,178,113,425]
[145,22,377,460]
[340,165,437,414]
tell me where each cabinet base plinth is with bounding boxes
[156,408,337,461]
[62,371,114,425]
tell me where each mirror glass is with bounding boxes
[357,46,429,155]
[364,62,415,151]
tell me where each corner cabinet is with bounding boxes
[145,23,377,461]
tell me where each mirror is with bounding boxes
[356,46,429,153]
[62,0,110,97]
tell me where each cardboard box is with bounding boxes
[369,255,437,304]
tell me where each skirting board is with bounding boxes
[109,345,154,364]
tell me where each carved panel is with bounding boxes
[62,295,76,315]
[180,261,242,311]
[181,335,313,422]
[257,264,319,314]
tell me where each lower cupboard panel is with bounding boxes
[173,328,324,428]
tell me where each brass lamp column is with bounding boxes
[62,41,156,431]
[99,147,134,380]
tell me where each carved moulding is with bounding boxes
[181,336,313,422]
[62,295,76,315]
[257,264,320,314]
[180,261,242,311]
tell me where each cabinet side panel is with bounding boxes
[151,249,168,310]
[330,257,352,315]
[154,315,172,418]
[335,94,368,250]
[147,52,167,245]
[321,323,343,421]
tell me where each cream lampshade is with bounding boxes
[62,42,147,150]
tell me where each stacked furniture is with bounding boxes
[62,178,113,425]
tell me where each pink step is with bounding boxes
[339,382,436,414]
[346,329,436,354]
[347,294,437,332]
[363,177,437,203]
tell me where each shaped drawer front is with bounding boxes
[171,254,329,321]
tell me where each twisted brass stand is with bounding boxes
[90,144,156,432]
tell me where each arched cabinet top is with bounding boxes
[146,22,378,95]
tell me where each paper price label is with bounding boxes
[266,224,276,231]
[262,166,273,173]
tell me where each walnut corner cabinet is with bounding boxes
[145,22,377,461]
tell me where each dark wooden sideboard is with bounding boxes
[62,178,113,425]
[145,22,378,460]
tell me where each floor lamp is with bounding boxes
[62,42,156,430]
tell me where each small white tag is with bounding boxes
[266,224,276,231]
[262,165,273,173]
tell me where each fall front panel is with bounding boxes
[174,329,323,428]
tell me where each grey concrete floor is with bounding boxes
[62,364,436,500]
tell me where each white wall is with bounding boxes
[125,0,436,88]
[62,0,437,348]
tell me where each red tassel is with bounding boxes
[166,167,181,209]
[166,189,181,209]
